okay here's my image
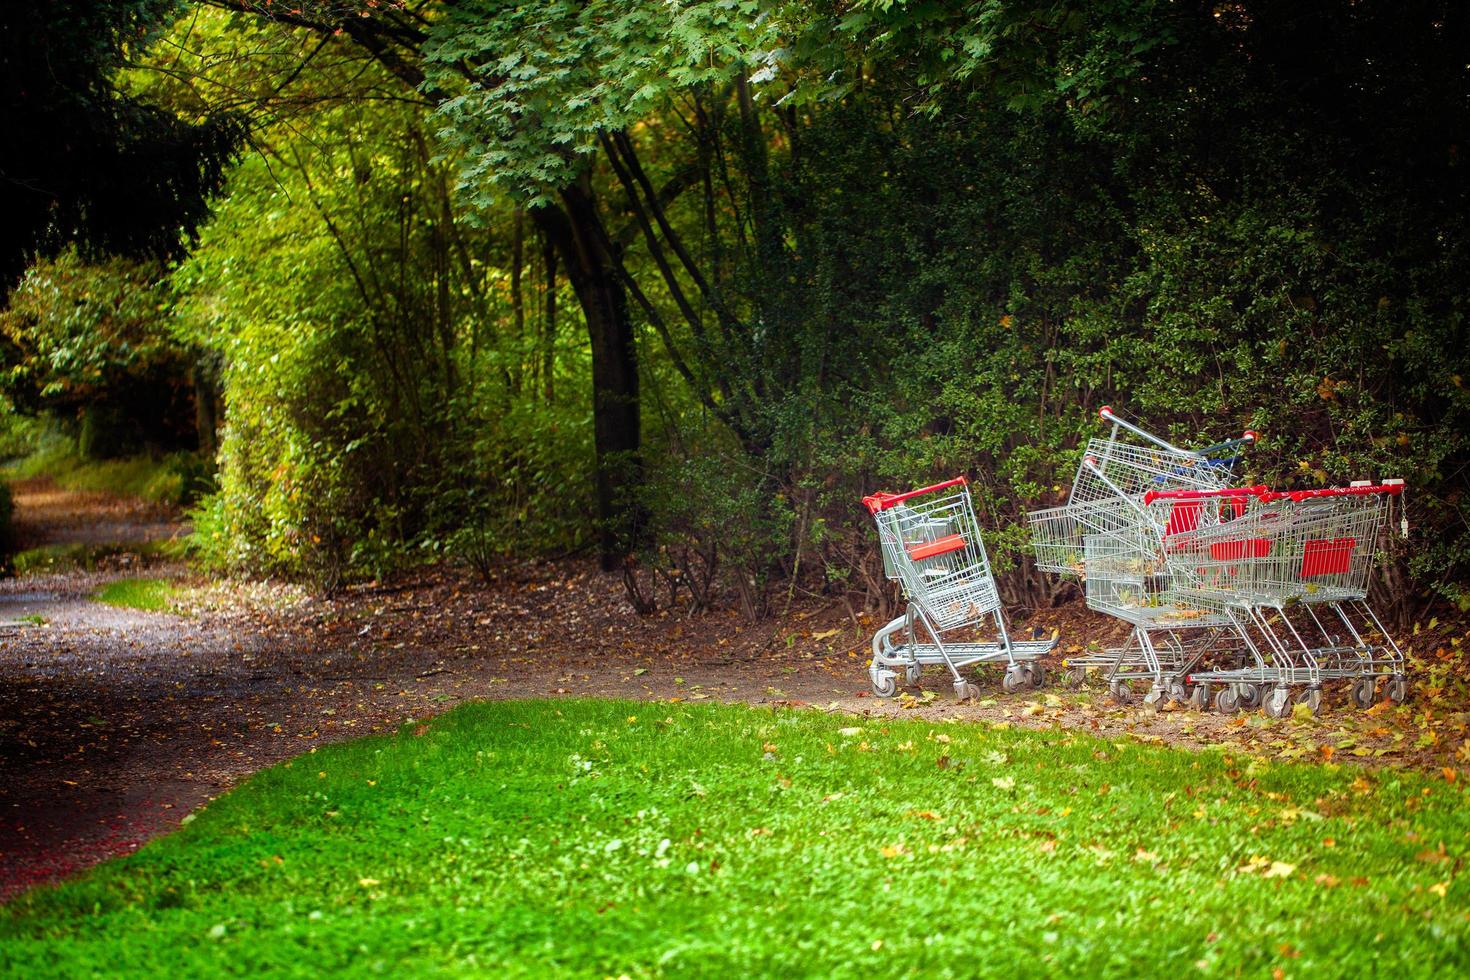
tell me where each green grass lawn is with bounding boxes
[2,700,1466,977]
[94,577,178,612]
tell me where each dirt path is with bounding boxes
[9,477,183,551]
[1,479,1465,903]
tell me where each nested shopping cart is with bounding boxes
[1155,481,1408,716]
[863,477,1056,699]
[1027,407,1259,706]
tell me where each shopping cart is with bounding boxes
[1157,481,1408,716]
[1027,407,1259,706]
[864,477,1056,699]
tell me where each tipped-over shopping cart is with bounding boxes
[1027,406,1260,707]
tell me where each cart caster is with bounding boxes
[1263,686,1293,719]
[1190,682,1212,712]
[1142,685,1166,711]
[1387,674,1410,704]
[1236,683,1266,710]
[905,663,923,686]
[1109,680,1134,705]
[1294,687,1324,717]
[1002,665,1027,694]
[1349,677,1376,709]
[1167,679,1190,705]
[1023,662,1046,689]
[1062,665,1087,690]
[1214,687,1239,715]
[871,668,898,699]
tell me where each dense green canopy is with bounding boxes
[2,0,1466,618]
[0,1,245,301]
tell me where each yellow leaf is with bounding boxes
[358,877,380,887]
[1263,861,1296,879]
[1430,881,1449,898]
[812,628,840,641]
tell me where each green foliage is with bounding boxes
[3,699,1469,973]
[0,251,199,453]
[51,1,1464,617]
[425,0,786,205]
[94,577,177,612]
[626,449,796,616]
[0,1,245,298]
[12,540,178,577]
[173,40,591,590]
[4,434,203,506]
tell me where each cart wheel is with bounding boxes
[1236,683,1266,710]
[1263,687,1293,719]
[1190,682,1212,712]
[1349,677,1376,709]
[871,669,898,699]
[953,680,975,701]
[1109,680,1134,705]
[1387,674,1410,704]
[905,663,923,686]
[1023,662,1046,690]
[1002,666,1026,694]
[1167,680,1190,705]
[1063,665,1087,690]
[1295,687,1324,717]
[1214,687,1239,715]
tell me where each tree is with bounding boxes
[0,1,245,302]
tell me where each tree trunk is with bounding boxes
[532,180,641,569]
[541,230,557,403]
[192,358,221,458]
[509,207,524,395]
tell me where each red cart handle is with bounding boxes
[862,476,968,514]
[1142,486,1270,505]
[1261,481,1405,503]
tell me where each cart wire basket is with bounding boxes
[864,477,1056,699]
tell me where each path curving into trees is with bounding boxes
[1,481,1463,903]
